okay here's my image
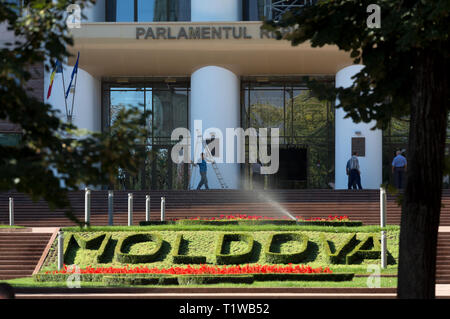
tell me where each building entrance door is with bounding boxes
[270,146,308,189]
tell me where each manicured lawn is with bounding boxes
[0,225,25,228]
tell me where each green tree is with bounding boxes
[264,0,449,298]
[0,0,147,226]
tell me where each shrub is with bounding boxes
[74,233,106,250]
[96,234,112,263]
[138,221,175,226]
[63,233,78,263]
[174,219,297,226]
[253,273,354,282]
[102,275,178,286]
[176,219,239,226]
[346,234,381,264]
[215,233,254,264]
[33,273,104,282]
[172,234,207,264]
[296,221,363,227]
[177,275,254,285]
[321,233,358,264]
[237,220,297,226]
[265,233,310,264]
[115,233,163,264]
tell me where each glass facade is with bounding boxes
[105,0,316,22]
[103,77,337,190]
[102,79,190,190]
[241,77,335,189]
[106,0,191,22]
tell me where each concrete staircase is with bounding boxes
[2,189,450,227]
[437,232,450,284]
[0,231,53,280]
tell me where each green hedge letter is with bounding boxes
[265,233,310,264]
[215,233,254,264]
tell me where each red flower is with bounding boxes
[48,264,333,275]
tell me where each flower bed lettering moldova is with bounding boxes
[61,231,385,266]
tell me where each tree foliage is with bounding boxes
[264,0,449,128]
[263,0,449,298]
[0,0,147,225]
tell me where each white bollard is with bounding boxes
[146,195,151,222]
[84,188,91,226]
[128,193,133,226]
[380,187,387,268]
[58,231,64,270]
[108,191,114,226]
[9,197,14,226]
[160,197,165,221]
[380,187,387,227]
[381,231,387,268]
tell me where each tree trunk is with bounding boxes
[397,49,449,298]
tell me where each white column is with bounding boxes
[190,66,240,189]
[335,65,382,189]
[190,0,242,189]
[191,0,242,21]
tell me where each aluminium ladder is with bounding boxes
[192,131,228,189]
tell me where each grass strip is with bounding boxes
[62,225,399,233]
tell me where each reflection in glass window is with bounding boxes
[108,0,191,22]
[154,0,186,22]
[110,89,145,136]
[138,0,155,22]
[115,0,135,22]
[242,80,334,189]
[153,89,188,138]
[102,82,190,191]
[145,89,153,142]
[249,88,284,132]
[243,0,266,21]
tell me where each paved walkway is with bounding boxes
[12,285,450,299]
[14,291,450,299]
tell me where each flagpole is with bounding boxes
[66,52,80,125]
[60,64,70,122]
[69,66,79,125]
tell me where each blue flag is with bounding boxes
[56,60,63,73]
[65,52,79,99]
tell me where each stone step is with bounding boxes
[0,265,36,270]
